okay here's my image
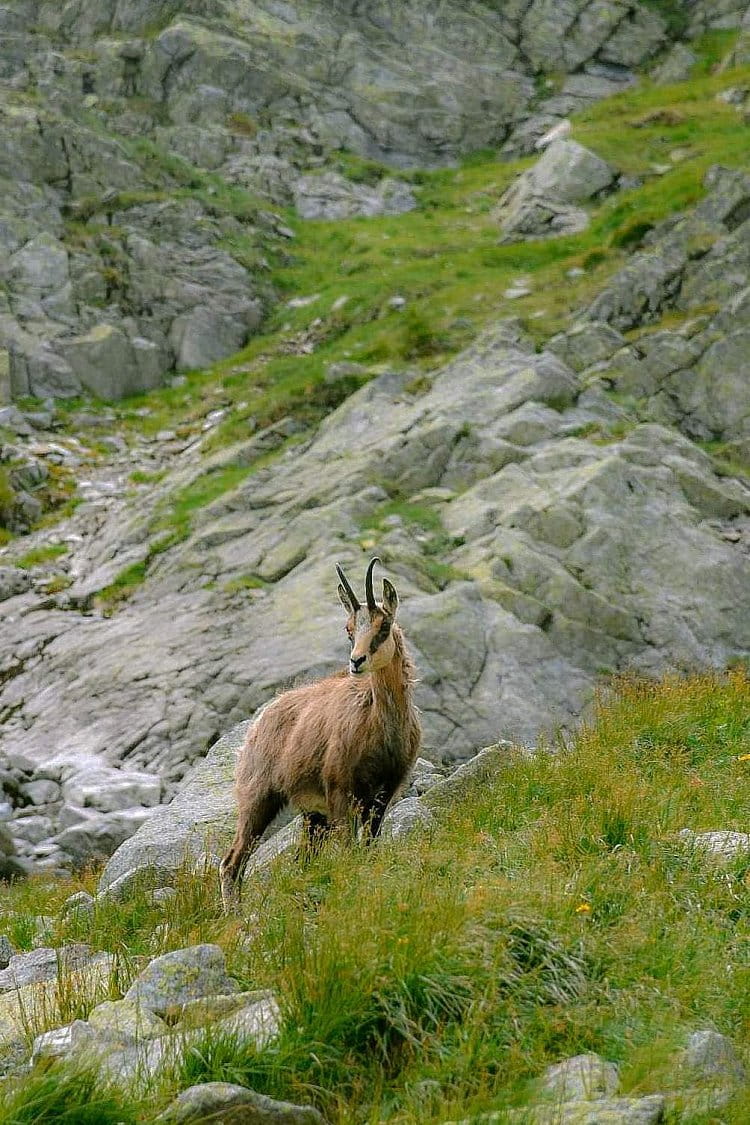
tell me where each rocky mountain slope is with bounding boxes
[2,1,750,875]
[0,0,697,403]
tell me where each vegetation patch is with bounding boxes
[1,674,747,1121]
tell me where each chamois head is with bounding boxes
[336,557,399,677]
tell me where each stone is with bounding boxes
[9,814,54,845]
[31,1020,96,1064]
[97,721,250,896]
[523,141,616,205]
[381,796,434,840]
[547,324,626,373]
[0,944,105,993]
[499,1096,666,1124]
[293,173,416,221]
[217,993,282,1050]
[62,767,162,812]
[652,44,698,85]
[679,829,750,862]
[124,944,239,1018]
[87,998,169,1043]
[54,807,156,866]
[494,141,614,243]
[156,1083,327,1124]
[540,1054,620,1101]
[0,824,27,881]
[0,937,14,971]
[0,567,32,602]
[59,325,163,401]
[423,744,518,811]
[59,891,95,922]
[680,1029,747,1084]
[170,303,261,372]
[21,778,61,805]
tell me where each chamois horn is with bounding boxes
[365,556,380,612]
[336,563,360,611]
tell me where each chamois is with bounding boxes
[220,558,421,909]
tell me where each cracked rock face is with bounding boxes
[2,311,749,821]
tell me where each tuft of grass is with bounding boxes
[14,543,68,569]
[0,1061,137,1125]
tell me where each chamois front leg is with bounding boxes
[220,785,282,913]
[324,783,361,843]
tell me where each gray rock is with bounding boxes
[548,323,627,373]
[156,1082,327,1124]
[21,778,61,806]
[62,767,162,813]
[0,936,14,971]
[54,807,156,866]
[381,797,434,840]
[98,721,250,896]
[680,1029,747,1084]
[0,824,27,881]
[217,993,282,1050]
[652,44,698,85]
[31,1020,96,1065]
[499,1096,666,1125]
[679,829,750,862]
[59,325,164,401]
[494,141,615,243]
[9,815,54,845]
[294,173,416,221]
[523,141,616,205]
[423,744,518,811]
[59,891,95,922]
[0,567,32,602]
[87,998,169,1044]
[0,945,108,993]
[540,1054,620,1102]
[124,944,239,1018]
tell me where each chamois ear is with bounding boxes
[338,583,355,614]
[382,578,399,617]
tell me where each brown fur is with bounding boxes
[220,563,421,910]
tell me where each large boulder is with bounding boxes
[97,720,249,895]
[494,140,615,243]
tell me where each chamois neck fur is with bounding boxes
[354,624,415,714]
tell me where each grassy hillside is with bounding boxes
[1,672,748,1123]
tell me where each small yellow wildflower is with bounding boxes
[575,903,592,914]
[737,753,750,762]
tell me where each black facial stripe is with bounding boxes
[369,622,391,654]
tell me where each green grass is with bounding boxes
[1,674,748,1122]
[0,1062,138,1125]
[15,543,68,569]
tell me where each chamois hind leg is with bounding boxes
[361,785,399,842]
[297,811,333,859]
[220,785,283,913]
